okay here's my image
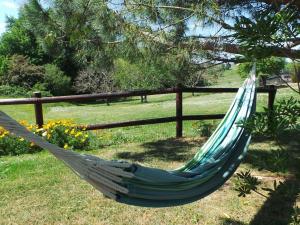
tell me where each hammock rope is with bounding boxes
[0,72,256,207]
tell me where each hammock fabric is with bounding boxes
[0,74,256,208]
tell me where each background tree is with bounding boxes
[113,0,299,80]
[0,16,46,64]
[21,0,120,79]
[238,57,286,87]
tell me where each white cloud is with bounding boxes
[1,1,19,9]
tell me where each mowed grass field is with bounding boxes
[0,69,299,225]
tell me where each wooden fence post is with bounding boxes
[33,92,44,128]
[268,85,277,111]
[176,84,183,138]
[267,85,277,129]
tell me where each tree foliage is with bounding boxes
[73,67,114,94]
[20,0,120,79]
[0,16,46,64]
[0,0,299,95]
[238,57,286,78]
[117,0,300,62]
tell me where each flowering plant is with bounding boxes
[0,119,90,156]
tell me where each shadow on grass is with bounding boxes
[245,130,300,174]
[244,148,300,174]
[246,129,300,225]
[115,137,205,162]
[220,218,246,225]
[249,178,299,225]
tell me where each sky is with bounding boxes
[0,0,21,34]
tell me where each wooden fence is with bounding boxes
[0,85,277,138]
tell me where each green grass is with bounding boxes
[0,68,299,225]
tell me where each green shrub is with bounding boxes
[193,120,217,137]
[240,97,300,139]
[0,85,52,97]
[2,54,44,89]
[0,55,9,81]
[44,64,71,95]
[0,85,28,97]
[0,135,42,156]
[30,83,52,97]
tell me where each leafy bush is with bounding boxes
[0,55,9,79]
[73,67,114,93]
[0,119,91,156]
[2,54,44,89]
[240,97,300,139]
[0,85,52,97]
[0,85,28,97]
[44,64,71,95]
[0,125,41,155]
[193,120,217,137]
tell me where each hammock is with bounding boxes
[0,73,256,208]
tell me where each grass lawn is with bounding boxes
[0,69,299,225]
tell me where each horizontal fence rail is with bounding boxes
[0,86,277,138]
[0,87,275,105]
[81,114,226,131]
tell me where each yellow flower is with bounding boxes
[30,142,35,147]
[63,144,69,149]
[19,138,25,142]
[75,132,83,138]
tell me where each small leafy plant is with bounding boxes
[233,170,262,197]
[240,97,300,139]
[193,120,217,137]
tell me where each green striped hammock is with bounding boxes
[0,73,256,208]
